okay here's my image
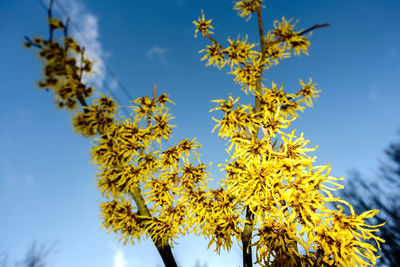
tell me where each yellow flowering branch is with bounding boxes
[27,0,385,266]
[194,0,384,266]
[25,3,179,266]
[241,5,266,267]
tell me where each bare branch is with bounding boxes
[299,23,330,36]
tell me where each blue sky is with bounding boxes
[0,0,399,266]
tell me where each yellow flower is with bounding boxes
[261,103,294,137]
[142,215,179,248]
[193,10,214,38]
[264,42,290,66]
[200,188,243,253]
[144,176,176,207]
[48,17,64,29]
[233,0,264,20]
[224,36,257,67]
[230,59,263,94]
[180,163,209,191]
[211,95,258,139]
[72,105,114,137]
[272,17,296,40]
[151,112,174,143]
[297,78,320,107]
[97,165,146,198]
[255,216,304,266]
[200,43,226,69]
[95,93,118,115]
[281,130,316,159]
[289,35,311,56]
[100,200,144,245]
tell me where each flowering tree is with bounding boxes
[25,0,384,266]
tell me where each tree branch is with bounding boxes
[241,6,267,267]
[35,6,177,263]
[298,23,330,36]
[47,0,55,42]
[265,23,330,48]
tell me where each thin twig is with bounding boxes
[153,83,157,100]
[299,23,330,36]
[265,23,330,48]
[24,36,42,48]
[76,47,89,109]
[147,83,157,127]
[204,32,224,49]
[47,0,55,42]
[63,17,70,38]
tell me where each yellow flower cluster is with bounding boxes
[193,5,314,95]
[27,3,384,266]
[194,188,244,254]
[24,20,94,111]
[100,199,144,245]
[26,12,215,250]
[195,1,384,266]
[234,0,264,19]
[272,17,311,56]
[72,96,116,138]
[211,94,258,139]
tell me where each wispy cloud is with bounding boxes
[109,79,119,91]
[52,0,107,88]
[147,46,169,66]
[113,249,126,267]
[111,245,140,267]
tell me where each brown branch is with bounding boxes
[242,208,255,267]
[265,23,330,49]
[134,84,177,267]
[47,0,55,42]
[204,32,224,49]
[24,36,42,48]
[152,83,157,100]
[256,7,265,49]
[76,47,90,110]
[299,23,330,36]
[78,47,85,82]
[241,7,268,267]
[63,18,70,38]
[129,186,176,266]
[28,6,177,266]
[147,83,157,127]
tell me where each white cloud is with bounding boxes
[109,79,119,91]
[111,245,140,267]
[147,46,169,66]
[52,0,107,88]
[114,249,126,267]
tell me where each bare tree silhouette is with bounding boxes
[0,241,54,267]
[343,136,400,266]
